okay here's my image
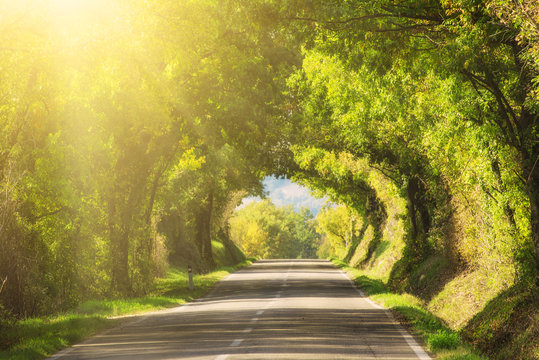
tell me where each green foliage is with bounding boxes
[442,355,486,360]
[269,2,538,357]
[230,199,320,259]
[315,204,364,259]
[281,0,537,278]
[0,1,537,359]
[0,0,293,317]
[428,330,461,351]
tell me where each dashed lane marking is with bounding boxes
[230,339,244,347]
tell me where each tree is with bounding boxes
[316,205,361,257]
[258,0,538,282]
[229,199,320,259]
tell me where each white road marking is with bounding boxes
[243,327,253,333]
[230,339,244,347]
[250,317,259,323]
[395,323,432,360]
[338,269,432,360]
[214,354,228,360]
[264,302,274,309]
[256,310,264,315]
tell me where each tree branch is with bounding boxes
[483,68,522,145]
[288,9,442,28]
[527,155,539,185]
[30,206,68,221]
[369,24,439,33]
[461,68,520,147]
[0,276,6,296]
[368,163,401,184]
[287,14,395,25]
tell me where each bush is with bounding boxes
[443,354,486,360]
[427,330,461,350]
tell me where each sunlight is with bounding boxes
[49,0,112,18]
[47,0,118,37]
[50,0,87,15]
[0,0,122,45]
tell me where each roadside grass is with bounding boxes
[462,282,538,360]
[0,260,252,360]
[333,259,489,360]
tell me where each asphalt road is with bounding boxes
[50,259,431,360]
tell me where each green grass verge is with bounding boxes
[333,259,489,360]
[0,260,252,360]
[461,282,538,360]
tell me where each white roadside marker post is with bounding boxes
[188,265,194,291]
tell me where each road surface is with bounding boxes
[50,259,431,359]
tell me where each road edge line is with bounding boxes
[337,268,432,360]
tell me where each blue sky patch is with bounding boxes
[238,176,327,215]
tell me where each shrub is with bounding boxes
[427,329,461,350]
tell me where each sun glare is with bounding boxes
[0,0,124,44]
[48,0,112,24]
[50,0,86,15]
[42,0,121,45]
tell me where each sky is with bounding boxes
[239,176,327,216]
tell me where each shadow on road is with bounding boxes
[51,259,427,360]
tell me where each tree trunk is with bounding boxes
[523,152,539,284]
[530,189,539,284]
[490,155,517,229]
[195,189,215,271]
[109,200,131,295]
[343,219,368,264]
[110,229,131,295]
[406,175,431,261]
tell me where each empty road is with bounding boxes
[50,260,431,359]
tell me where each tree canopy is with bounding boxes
[0,5,537,358]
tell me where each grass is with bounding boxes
[0,315,116,360]
[0,260,252,360]
[462,282,538,360]
[333,259,489,360]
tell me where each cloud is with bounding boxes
[236,196,261,210]
[263,177,289,193]
[266,177,327,215]
[236,176,328,215]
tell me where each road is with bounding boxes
[50,260,431,360]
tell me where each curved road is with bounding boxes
[50,260,431,359]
